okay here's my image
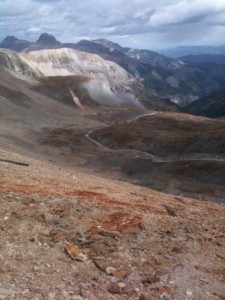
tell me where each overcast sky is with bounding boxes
[0,0,225,49]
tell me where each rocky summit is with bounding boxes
[36,33,61,45]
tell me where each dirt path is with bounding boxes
[85,113,225,163]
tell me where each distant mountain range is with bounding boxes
[179,54,225,64]
[0,33,60,52]
[1,33,225,107]
[159,45,225,58]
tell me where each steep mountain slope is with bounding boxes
[91,39,185,70]
[125,48,184,70]
[70,39,225,105]
[20,48,145,109]
[0,49,42,77]
[184,89,225,118]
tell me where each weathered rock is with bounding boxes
[105,267,116,275]
[65,241,88,261]
[108,282,127,294]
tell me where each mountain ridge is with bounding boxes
[1,33,225,106]
[179,54,225,64]
[159,45,225,58]
[1,47,177,111]
[0,47,145,109]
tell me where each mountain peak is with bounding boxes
[0,35,31,51]
[92,39,122,49]
[36,33,61,45]
[2,36,18,43]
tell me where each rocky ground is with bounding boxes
[0,146,225,300]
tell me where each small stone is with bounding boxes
[105,267,116,275]
[186,290,193,297]
[108,282,126,294]
[3,216,9,221]
[117,282,126,288]
[33,265,39,271]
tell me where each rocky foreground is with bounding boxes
[0,147,225,300]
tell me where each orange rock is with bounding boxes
[65,241,88,261]
[113,270,127,279]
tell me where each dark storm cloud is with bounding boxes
[0,0,225,49]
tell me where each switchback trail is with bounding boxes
[85,112,225,163]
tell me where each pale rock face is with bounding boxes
[19,48,134,82]
[0,49,42,77]
[18,48,143,108]
[0,48,144,109]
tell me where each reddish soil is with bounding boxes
[0,147,225,299]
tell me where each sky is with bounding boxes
[0,0,225,50]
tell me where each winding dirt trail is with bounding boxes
[85,112,225,163]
